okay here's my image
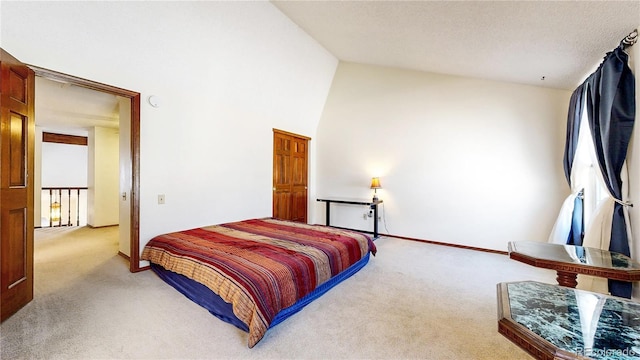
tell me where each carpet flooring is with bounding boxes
[0,226,556,359]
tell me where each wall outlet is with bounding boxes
[158,194,165,204]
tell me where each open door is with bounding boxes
[1,49,35,321]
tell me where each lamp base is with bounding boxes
[372,194,379,202]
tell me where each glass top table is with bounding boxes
[498,281,640,360]
[508,241,640,288]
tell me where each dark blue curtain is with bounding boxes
[563,86,586,246]
[583,46,636,298]
[563,86,586,184]
[568,190,584,246]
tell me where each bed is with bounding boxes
[141,218,376,348]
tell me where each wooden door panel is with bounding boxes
[291,188,307,223]
[273,191,291,220]
[290,137,307,222]
[291,156,306,186]
[293,139,305,155]
[292,138,307,188]
[3,208,27,287]
[274,134,291,153]
[1,49,35,322]
[9,112,27,186]
[274,153,290,187]
[9,67,27,103]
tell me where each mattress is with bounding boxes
[141,218,376,347]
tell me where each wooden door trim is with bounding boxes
[28,65,143,273]
[273,128,311,141]
[42,132,88,146]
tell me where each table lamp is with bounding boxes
[370,177,381,202]
[50,201,61,222]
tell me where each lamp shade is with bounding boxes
[51,201,61,222]
[370,177,381,189]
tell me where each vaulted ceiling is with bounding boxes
[272,1,640,90]
[36,1,640,135]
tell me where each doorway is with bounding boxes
[29,65,143,273]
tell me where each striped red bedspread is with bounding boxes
[141,218,376,347]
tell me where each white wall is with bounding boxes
[87,126,119,227]
[41,142,88,187]
[1,1,338,264]
[316,62,571,252]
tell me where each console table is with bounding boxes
[316,198,382,239]
[498,281,640,360]
[508,241,640,288]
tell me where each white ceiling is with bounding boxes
[35,77,119,136]
[272,1,640,90]
[35,1,639,135]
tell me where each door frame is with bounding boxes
[272,128,310,223]
[28,65,144,272]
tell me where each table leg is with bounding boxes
[325,201,330,226]
[556,271,578,288]
[372,204,379,239]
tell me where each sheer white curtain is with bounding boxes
[547,194,578,244]
[548,108,605,245]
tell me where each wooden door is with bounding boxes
[0,49,35,321]
[273,129,308,222]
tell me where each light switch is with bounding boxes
[158,194,165,204]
